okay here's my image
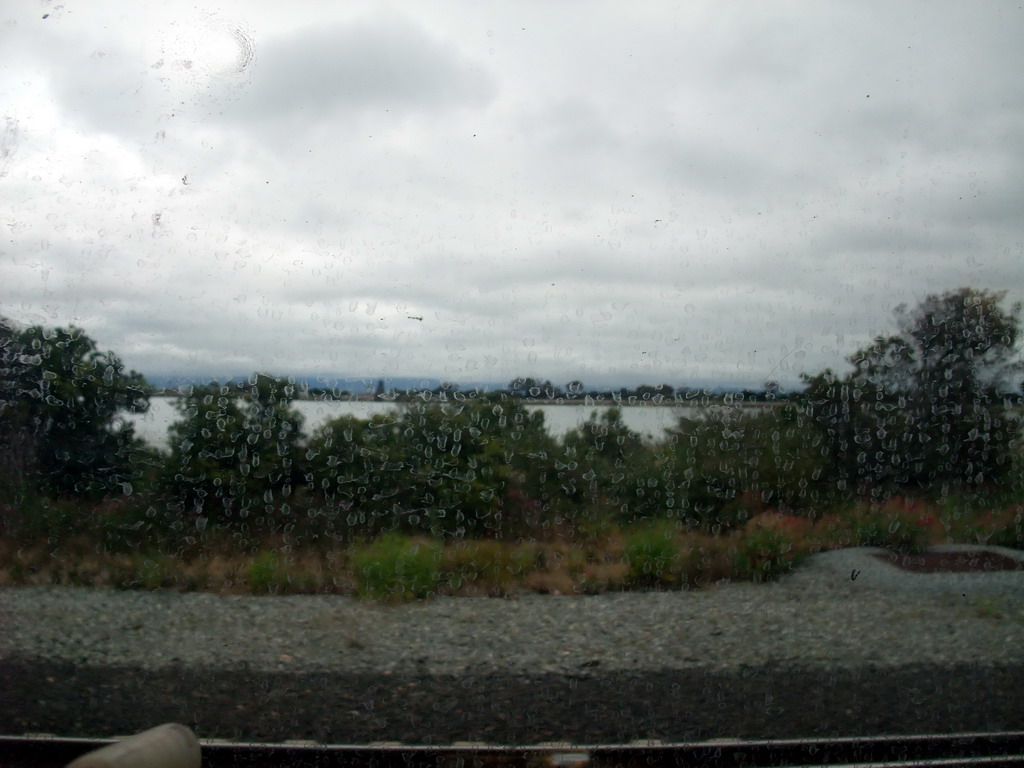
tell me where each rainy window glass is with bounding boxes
[1,0,1023,748]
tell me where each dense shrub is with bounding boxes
[0,321,150,500]
[0,496,80,541]
[624,520,679,586]
[441,539,517,594]
[802,289,1022,494]
[137,555,175,590]
[987,506,1024,548]
[847,498,932,553]
[247,550,285,594]
[677,533,734,587]
[305,395,558,540]
[351,533,440,601]
[662,405,835,529]
[941,504,1024,548]
[162,375,305,525]
[559,408,665,526]
[806,514,855,552]
[732,514,812,582]
[707,490,768,534]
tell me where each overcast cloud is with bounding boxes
[2,1,1022,390]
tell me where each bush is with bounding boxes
[1,496,84,542]
[732,514,811,582]
[441,539,515,594]
[624,520,679,586]
[352,534,441,601]
[712,490,768,534]
[677,532,733,587]
[162,377,304,523]
[931,492,1024,546]
[247,550,285,594]
[509,541,543,575]
[137,555,174,590]
[578,562,629,594]
[664,407,835,528]
[806,514,855,552]
[847,498,931,553]
[976,506,1024,548]
[96,496,158,553]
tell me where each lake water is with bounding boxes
[123,396,747,449]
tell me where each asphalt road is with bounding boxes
[2,658,1022,745]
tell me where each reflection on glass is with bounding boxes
[1,0,1023,747]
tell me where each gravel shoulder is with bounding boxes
[2,547,1023,743]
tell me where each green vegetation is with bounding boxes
[247,550,286,594]
[442,539,522,595]
[1,287,1022,599]
[732,515,812,582]
[0,319,151,502]
[845,498,932,553]
[351,534,441,601]
[625,520,680,586]
[803,288,1022,494]
[161,374,304,526]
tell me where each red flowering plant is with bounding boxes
[847,496,934,553]
[714,490,769,533]
[807,514,856,553]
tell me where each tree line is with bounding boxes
[300,378,799,404]
[1,287,1021,543]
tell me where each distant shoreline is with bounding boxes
[145,392,788,408]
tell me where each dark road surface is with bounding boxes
[1,657,1021,745]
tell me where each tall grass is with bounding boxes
[351,534,441,601]
[3,492,1022,600]
[624,520,679,586]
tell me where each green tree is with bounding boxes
[0,319,149,499]
[508,376,537,397]
[306,394,557,539]
[164,383,247,518]
[392,395,555,537]
[560,407,659,525]
[240,373,305,498]
[164,373,304,522]
[802,288,1022,493]
[663,406,831,529]
[304,411,405,534]
[634,384,673,402]
[0,318,29,499]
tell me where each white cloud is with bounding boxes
[2,0,1022,389]
[220,14,494,124]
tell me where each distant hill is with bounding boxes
[143,374,508,395]
[145,374,440,393]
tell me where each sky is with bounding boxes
[2,1,1023,391]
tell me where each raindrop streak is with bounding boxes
[0,117,20,179]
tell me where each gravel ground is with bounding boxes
[2,546,1023,744]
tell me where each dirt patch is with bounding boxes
[873,549,1024,573]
